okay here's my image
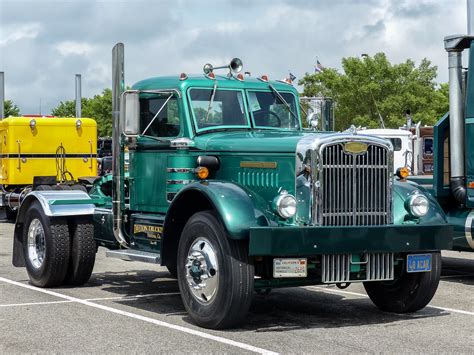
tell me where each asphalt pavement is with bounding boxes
[1,216,473,354]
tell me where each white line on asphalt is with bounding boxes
[0,277,277,355]
[0,292,182,308]
[0,300,71,307]
[310,286,474,316]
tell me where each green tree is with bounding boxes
[299,53,449,130]
[4,100,20,117]
[51,88,112,136]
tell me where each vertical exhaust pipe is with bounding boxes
[469,0,474,35]
[111,43,128,248]
[75,74,82,118]
[0,72,4,119]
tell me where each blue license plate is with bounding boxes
[407,254,432,273]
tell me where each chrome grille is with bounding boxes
[321,253,394,283]
[319,143,391,226]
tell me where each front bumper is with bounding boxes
[249,224,453,256]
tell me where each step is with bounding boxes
[106,249,161,264]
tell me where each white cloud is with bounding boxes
[0,23,42,48]
[55,41,93,57]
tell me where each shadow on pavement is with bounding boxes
[77,270,448,331]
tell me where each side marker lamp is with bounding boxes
[196,166,209,180]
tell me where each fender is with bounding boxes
[12,190,96,267]
[392,180,448,225]
[165,181,273,240]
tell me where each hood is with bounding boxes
[193,130,327,153]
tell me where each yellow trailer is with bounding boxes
[0,116,97,219]
[0,116,97,186]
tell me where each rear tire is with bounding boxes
[23,202,70,287]
[5,206,17,221]
[177,211,254,329]
[35,185,52,191]
[64,218,96,286]
[364,252,441,313]
[71,184,87,193]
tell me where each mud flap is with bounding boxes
[12,223,25,267]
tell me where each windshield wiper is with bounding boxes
[205,81,218,122]
[268,84,299,126]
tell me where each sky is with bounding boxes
[0,0,468,115]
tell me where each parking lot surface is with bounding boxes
[1,218,473,354]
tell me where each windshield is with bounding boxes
[189,88,250,132]
[248,90,300,130]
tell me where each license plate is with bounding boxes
[407,254,432,273]
[273,258,307,278]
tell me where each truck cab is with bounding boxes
[11,45,452,329]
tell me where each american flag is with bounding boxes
[315,59,325,73]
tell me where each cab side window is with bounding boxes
[139,96,180,137]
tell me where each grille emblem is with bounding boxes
[343,142,368,155]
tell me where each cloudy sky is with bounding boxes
[0,0,468,115]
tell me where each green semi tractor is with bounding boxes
[11,44,452,329]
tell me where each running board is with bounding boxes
[106,249,161,264]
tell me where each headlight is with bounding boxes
[406,194,429,217]
[274,193,297,219]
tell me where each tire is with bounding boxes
[54,185,72,190]
[5,206,17,221]
[71,184,87,193]
[177,211,254,329]
[22,202,70,287]
[364,252,441,313]
[166,263,177,278]
[64,218,96,286]
[35,185,52,191]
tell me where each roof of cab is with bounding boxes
[132,74,299,94]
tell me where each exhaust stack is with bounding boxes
[111,43,128,248]
[75,74,82,118]
[0,72,4,119]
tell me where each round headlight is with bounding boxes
[274,193,297,219]
[407,194,429,217]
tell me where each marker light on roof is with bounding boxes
[258,75,269,82]
[206,72,216,79]
[236,73,244,81]
[179,73,188,81]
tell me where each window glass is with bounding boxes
[139,95,180,137]
[189,89,248,131]
[248,91,299,129]
[388,138,402,151]
[423,137,434,155]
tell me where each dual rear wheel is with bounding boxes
[23,202,96,287]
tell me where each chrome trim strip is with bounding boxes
[466,210,474,249]
[166,179,194,185]
[166,168,193,173]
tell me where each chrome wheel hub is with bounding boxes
[185,238,219,304]
[27,218,46,269]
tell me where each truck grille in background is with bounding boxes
[321,253,394,283]
[319,143,391,226]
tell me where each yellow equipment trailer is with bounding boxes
[0,116,97,219]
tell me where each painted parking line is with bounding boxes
[310,286,474,316]
[0,292,182,308]
[0,277,277,355]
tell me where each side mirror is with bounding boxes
[306,112,319,130]
[121,91,140,135]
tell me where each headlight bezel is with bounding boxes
[273,192,297,219]
[406,193,429,217]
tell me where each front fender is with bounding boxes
[392,180,448,225]
[168,181,273,239]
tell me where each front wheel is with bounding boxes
[364,252,441,313]
[177,211,254,329]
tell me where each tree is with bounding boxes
[3,100,20,117]
[51,88,112,136]
[299,53,449,130]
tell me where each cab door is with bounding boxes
[129,94,182,213]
